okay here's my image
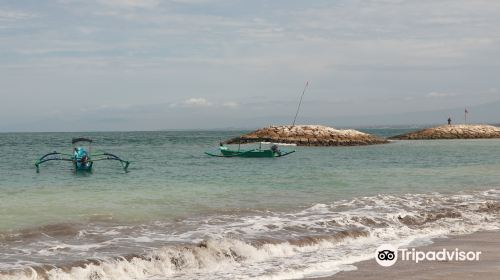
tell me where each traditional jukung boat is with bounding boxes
[205,142,295,158]
[35,138,130,173]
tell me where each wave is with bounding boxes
[1,189,499,280]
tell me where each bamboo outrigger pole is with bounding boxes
[292,81,309,126]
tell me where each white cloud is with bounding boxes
[170,0,223,4]
[98,0,160,8]
[426,92,459,98]
[169,98,238,109]
[180,97,212,107]
[3,0,500,130]
[0,9,35,22]
[222,101,239,108]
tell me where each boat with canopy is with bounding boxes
[35,138,130,173]
[205,142,295,158]
[205,82,308,158]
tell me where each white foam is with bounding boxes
[2,189,499,279]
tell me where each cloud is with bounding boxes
[170,0,223,4]
[426,92,459,98]
[169,98,238,109]
[222,101,239,108]
[98,0,160,8]
[3,0,500,131]
[0,9,35,22]
[179,97,212,107]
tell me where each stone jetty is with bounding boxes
[225,125,388,146]
[389,124,500,140]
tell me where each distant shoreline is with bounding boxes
[2,123,500,134]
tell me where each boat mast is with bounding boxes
[292,81,309,127]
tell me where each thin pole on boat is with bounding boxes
[292,81,309,127]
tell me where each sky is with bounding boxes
[1,0,500,131]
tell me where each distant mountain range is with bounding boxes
[1,100,499,132]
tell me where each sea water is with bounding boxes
[0,129,499,279]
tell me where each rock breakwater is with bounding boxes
[226,125,388,146]
[389,124,500,140]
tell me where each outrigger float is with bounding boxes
[35,138,130,173]
[205,142,296,158]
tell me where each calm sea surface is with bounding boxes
[0,129,499,279]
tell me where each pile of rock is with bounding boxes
[389,124,500,140]
[226,125,388,146]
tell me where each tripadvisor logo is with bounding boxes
[375,244,482,267]
[375,244,398,267]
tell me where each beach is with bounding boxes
[315,230,500,280]
[3,0,500,278]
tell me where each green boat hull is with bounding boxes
[222,149,275,158]
[206,147,295,158]
[74,160,93,172]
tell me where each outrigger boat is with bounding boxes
[35,138,130,173]
[205,142,295,158]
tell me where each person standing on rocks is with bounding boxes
[447,117,452,126]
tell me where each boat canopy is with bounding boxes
[72,137,93,144]
[260,142,297,146]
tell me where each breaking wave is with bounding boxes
[1,189,499,280]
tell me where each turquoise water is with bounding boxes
[0,130,499,279]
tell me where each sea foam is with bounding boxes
[1,189,499,280]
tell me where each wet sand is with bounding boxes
[314,231,500,280]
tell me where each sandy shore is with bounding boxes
[313,231,500,280]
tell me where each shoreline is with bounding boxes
[312,230,500,280]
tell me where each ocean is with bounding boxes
[0,129,499,279]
